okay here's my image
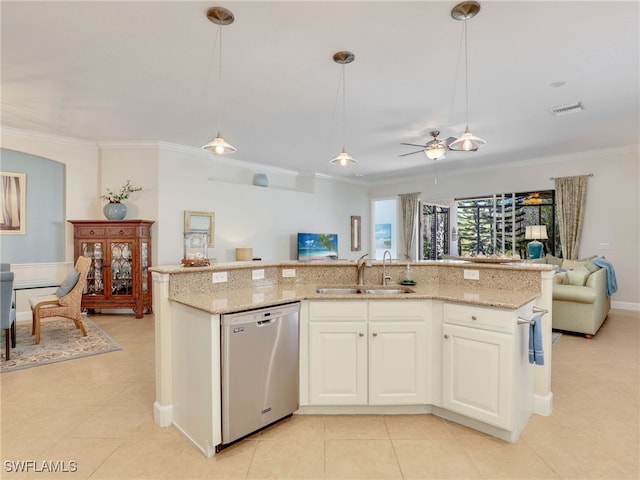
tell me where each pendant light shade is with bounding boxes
[202,132,237,155]
[331,149,357,166]
[448,126,486,151]
[201,7,236,155]
[449,1,486,152]
[330,51,357,167]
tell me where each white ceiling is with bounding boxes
[2,1,639,183]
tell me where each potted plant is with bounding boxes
[100,180,142,220]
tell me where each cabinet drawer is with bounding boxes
[75,226,106,237]
[309,301,367,321]
[369,300,428,322]
[444,303,515,333]
[107,226,137,237]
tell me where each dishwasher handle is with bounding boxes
[257,318,276,326]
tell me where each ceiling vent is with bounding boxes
[550,102,584,116]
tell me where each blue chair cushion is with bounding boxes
[56,271,80,298]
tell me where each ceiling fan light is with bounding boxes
[330,149,357,166]
[425,144,447,160]
[449,128,486,151]
[202,133,237,155]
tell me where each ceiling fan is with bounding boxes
[400,130,476,160]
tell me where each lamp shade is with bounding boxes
[202,133,236,155]
[330,149,357,166]
[448,127,486,151]
[525,225,548,240]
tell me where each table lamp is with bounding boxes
[525,225,548,259]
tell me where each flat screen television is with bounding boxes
[297,233,338,261]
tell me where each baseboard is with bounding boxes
[154,401,174,427]
[611,301,640,311]
[534,392,553,416]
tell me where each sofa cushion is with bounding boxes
[582,260,600,273]
[567,266,590,286]
[545,254,563,267]
[553,284,597,303]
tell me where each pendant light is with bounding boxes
[202,6,236,155]
[330,51,357,166]
[449,1,486,152]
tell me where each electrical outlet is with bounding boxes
[282,269,296,278]
[463,269,480,280]
[252,269,265,280]
[212,271,227,283]
[598,243,611,250]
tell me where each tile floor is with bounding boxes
[1,309,638,479]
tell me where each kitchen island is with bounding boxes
[150,260,555,456]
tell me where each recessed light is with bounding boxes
[550,81,566,88]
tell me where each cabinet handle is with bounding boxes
[471,315,477,321]
[359,333,364,337]
[89,230,95,235]
[119,230,124,235]
[372,332,378,337]
[444,334,449,339]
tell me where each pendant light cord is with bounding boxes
[341,64,347,148]
[218,24,224,133]
[463,19,469,129]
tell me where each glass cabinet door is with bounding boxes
[110,241,134,297]
[141,241,149,293]
[82,241,105,295]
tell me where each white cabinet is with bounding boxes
[309,321,368,404]
[308,301,429,406]
[441,302,533,433]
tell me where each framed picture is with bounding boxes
[0,172,26,234]
[297,232,338,261]
[184,211,215,247]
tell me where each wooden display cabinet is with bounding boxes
[69,220,154,318]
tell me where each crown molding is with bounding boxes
[0,127,99,149]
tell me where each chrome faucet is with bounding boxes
[382,250,392,285]
[356,253,369,285]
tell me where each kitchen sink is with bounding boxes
[315,286,414,295]
[315,287,360,295]
[362,288,414,295]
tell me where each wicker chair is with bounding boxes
[29,256,91,345]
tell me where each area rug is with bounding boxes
[1,317,122,373]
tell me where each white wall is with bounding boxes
[369,147,640,308]
[154,144,371,264]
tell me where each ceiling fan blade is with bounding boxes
[400,143,427,148]
[398,150,424,157]
[443,137,457,146]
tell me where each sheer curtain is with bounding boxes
[400,192,420,260]
[555,175,589,260]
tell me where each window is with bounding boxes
[456,190,559,258]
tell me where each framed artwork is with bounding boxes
[184,211,215,247]
[350,215,361,251]
[0,172,26,234]
[297,233,338,261]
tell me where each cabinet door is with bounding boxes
[442,323,512,429]
[108,240,135,299]
[81,240,106,297]
[369,321,427,405]
[309,322,367,405]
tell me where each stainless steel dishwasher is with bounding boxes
[219,302,300,449]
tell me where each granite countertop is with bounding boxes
[170,282,540,315]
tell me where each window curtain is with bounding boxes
[400,192,420,260]
[555,175,589,260]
